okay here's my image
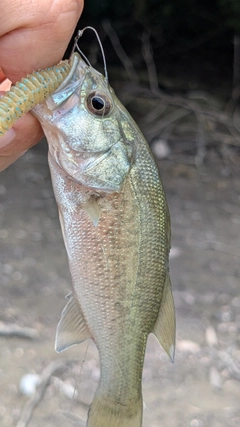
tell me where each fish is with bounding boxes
[32,52,175,427]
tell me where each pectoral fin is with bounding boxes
[55,293,91,353]
[82,197,101,226]
[152,274,176,362]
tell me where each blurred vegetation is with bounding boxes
[64,1,240,164]
[65,0,239,96]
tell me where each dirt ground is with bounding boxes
[0,139,239,427]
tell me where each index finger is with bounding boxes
[0,0,84,82]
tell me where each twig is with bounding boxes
[122,82,230,124]
[141,31,159,93]
[122,82,240,147]
[160,122,177,146]
[0,322,39,340]
[16,360,68,427]
[232,34,240,97]
[102,20,139,83]
[195,111,206,167]
[212,132,240,147]
[188,90,221,109]
[145,108,192,138]
[142,101,168,126]
[102,23,240,153]
[58,411,86,426]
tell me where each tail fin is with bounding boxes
[87,394,142,427]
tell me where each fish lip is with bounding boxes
[55,53,83,92]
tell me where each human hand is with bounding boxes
[0,0,84,171]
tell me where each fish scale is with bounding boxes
[31,52,175,427]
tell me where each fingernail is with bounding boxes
[0,128,16,148]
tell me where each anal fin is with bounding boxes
[152,273,176,362]
[55,293,91,353]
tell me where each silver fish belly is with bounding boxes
[33,53,175,427]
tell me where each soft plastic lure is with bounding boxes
[0,59,72,136]
[0,27,105,137]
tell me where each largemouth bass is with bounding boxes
[32,52,175,427]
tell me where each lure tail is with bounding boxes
[87,394,142,427]
[0,60,71,136]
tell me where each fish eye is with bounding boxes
[86,91,111,116]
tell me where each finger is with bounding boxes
[0,0,84,82]
[0,112,43,171]
[0,152,26,172]
[0,113,43,156]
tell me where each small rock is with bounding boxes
[61,382,78,399]
[177,340,200,354]
[151,138,170,159]
[190,419,203,427]
[169,247,182,259]
[220,309,233,323]
[184,293,196,305]
[209,366,222,390]
[205,326,218,347]
[19,373,40,396]
[53,378,78,399]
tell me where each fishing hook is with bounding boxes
[71,26,108,84]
